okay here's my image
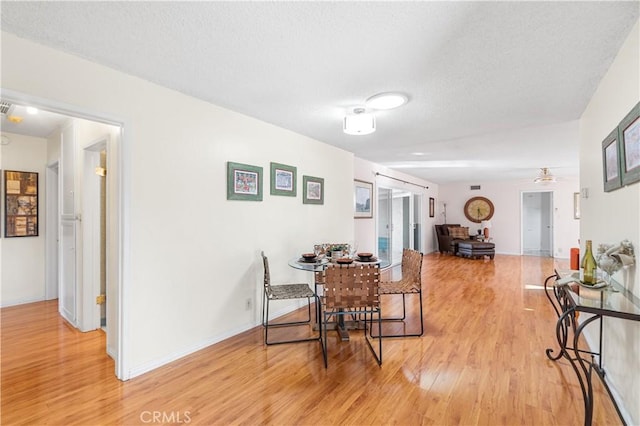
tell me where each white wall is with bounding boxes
[579,19,639,425]
[354,157,437,256]
[439,178,580,258]
[1,32,354,378]
[0,133,48,306]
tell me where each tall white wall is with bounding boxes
[579,19,639,425]
[0,133,47,306]
[439,178,580,258]
[1,32,354,378]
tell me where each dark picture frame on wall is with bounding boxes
[302,175,324,205]
[226,161,263,201]
[354,179,373,218]
[4,170,39,237]
[270,162,296,197]
[429,197,435,218]
[619,101,640,186]
[602,128,622,192]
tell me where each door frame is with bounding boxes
[82,138,108,332]
[2,89,131,381]
[45,161,60,300]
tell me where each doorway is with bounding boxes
[2,90,126,379]
[522,191,553,257]
[377,187,422,266]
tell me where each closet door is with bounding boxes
[59,123,78,325]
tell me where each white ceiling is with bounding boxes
[1,1,638,184]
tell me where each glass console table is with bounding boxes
[544,271,640,426]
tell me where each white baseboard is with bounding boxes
[0,296,45,308]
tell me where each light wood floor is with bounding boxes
[2,254,623,425]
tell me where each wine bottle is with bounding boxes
[581,240,597,284]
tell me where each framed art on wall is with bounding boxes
[429,197,435,218]
[601,128,622,192]
[302,175,324,205]
[227,161,263,201]
[4,170,38,237]
[619,101,640,186]
[354,179,373,218]
[270,162,296,197]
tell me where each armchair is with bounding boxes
[435,224,473,254]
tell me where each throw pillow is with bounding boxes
[448,226,469,239]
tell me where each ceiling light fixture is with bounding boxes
[534,167,557,184]
[366,92,408,110]
[26,106,38,115]
[343,107,376,135]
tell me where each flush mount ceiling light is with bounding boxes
[365,92,408,110]
[534,167,557,184]
[343,107,376,135]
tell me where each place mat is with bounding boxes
[356,256,378,262]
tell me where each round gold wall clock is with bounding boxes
[464,196,495,223]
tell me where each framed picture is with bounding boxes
[302,175,324,205]
[573,192,580,220]
[601,128,622,192]
[226,161,263,201]
[4,170,38,237]
[270,162,296,197]
[620,101,640,186]
[354,179,373,218]
[429,197,435,218]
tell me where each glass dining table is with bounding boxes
[288,255,389,340]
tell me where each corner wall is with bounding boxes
[0,133,47,306]
[579,19,640,425]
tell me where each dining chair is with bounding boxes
[261,251,321,346]
[317,263,382,367]
[371,248,424,338]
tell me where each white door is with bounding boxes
[59,123,78,325]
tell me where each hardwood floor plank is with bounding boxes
[1,254,624,425]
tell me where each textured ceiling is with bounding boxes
[2,1,638,184]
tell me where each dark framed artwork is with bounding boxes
[619,101,640,186]
[270,162,296,197]
[4,170,38,237]
[601,128,622,192]
[354,179,373,218]
[429,197,435,218]
[226,161,263,201]
[302,175,324,205]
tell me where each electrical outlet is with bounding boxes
[245,298,252,310]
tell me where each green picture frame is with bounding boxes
[270,162,296,197]
[302,175,324,205]
[619,101,640,186]
[227,161,263,201]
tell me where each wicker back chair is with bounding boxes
[373,248,424,338]
[261,251,321,346]
[316,263,382,367]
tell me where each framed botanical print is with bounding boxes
[4,170,39,237]
[302,175,324,205]
[354,179,373,218]
[270,162,296,197]
[226,161,263,201]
